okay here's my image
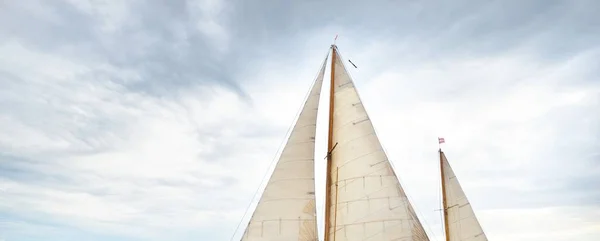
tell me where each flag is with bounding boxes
[438,137,445,144]
[334,34,338,40]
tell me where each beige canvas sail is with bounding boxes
[239,54,329,241]
[441,151,488,241]
[324,46,430,241]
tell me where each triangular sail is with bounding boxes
[440,151,487,241]
[324,45,430,241]
[240,54,329,241]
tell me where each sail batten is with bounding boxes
[239,54,329,241]
[440,151,488,241]
[325,46,430,241]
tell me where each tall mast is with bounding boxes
[440,149,450,241]
[440,149,488,241]
[324,44,336,241]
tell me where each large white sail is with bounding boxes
[239,54,329,241]
[441,151,487,241]
[325,46,430,241]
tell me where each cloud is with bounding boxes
[479,206,600,241]
[355,26,600,241]
[1,0,599,241]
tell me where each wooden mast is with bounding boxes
[440,149,450,241]
[324,45,336,241]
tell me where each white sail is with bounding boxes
[441,151,488,241]
[325,46,430,241]
[240,54,329,241]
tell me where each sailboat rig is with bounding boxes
[234,45,488,241]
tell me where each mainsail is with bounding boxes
[440,150,487,241]
[239,54,329,241]
[324,45,430,241]
[236,44,438,241]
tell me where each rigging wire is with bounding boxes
[228,48,332,241]
[334,45,439,241]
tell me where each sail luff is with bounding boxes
[239,53,329,241]
[440,151,488,241]
[324,45,430,241]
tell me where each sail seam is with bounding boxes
[333,218,413,227]
[251,218,317,222]
[331,131,377,147]
[332,115,370,131]
[279,159,315,163]
[334,174,397,184]
[284,141,316,146]
[333,164,390,191]
[293,124,317,129]
[267,177,314,183]
[259,198,315,203]
[279,158,313,161]
[361,222,406,241]
[334,196,409,207]
[336,149,384,170]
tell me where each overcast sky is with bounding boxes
[1,0,599,240]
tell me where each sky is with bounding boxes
[0,0,599,240]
